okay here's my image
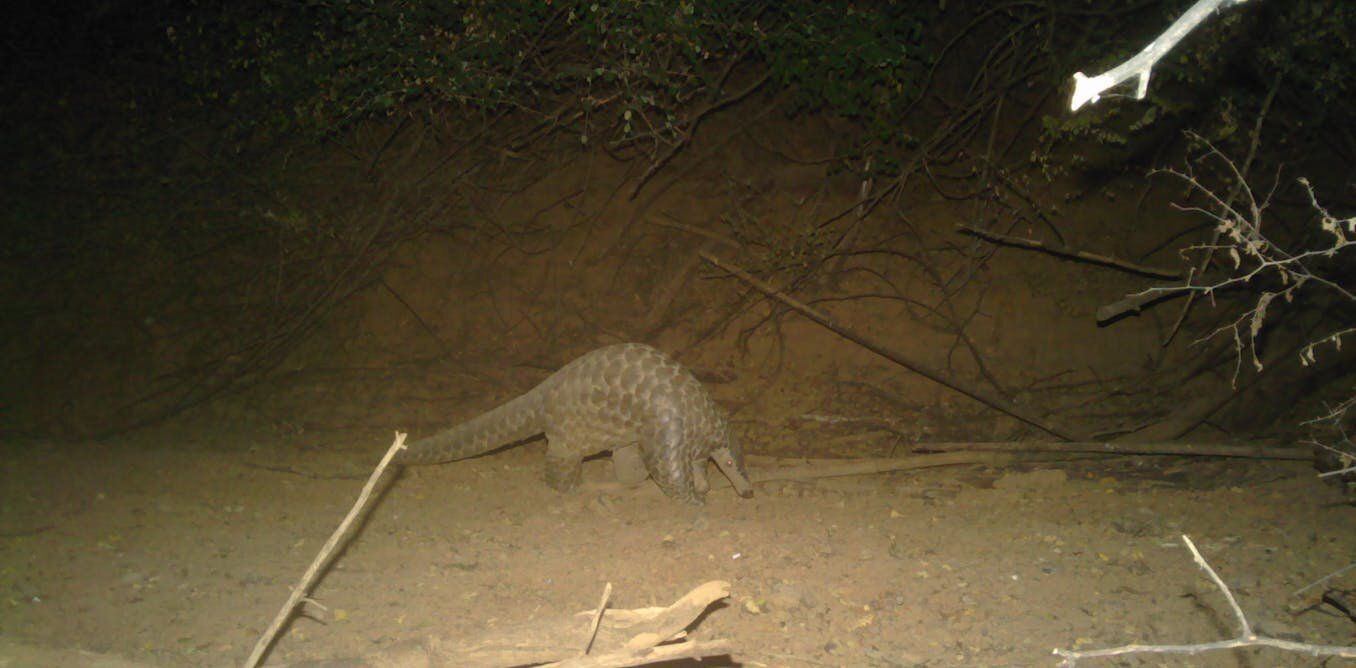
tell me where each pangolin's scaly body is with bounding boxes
[396,343,754,505]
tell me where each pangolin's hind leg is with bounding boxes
[542,431,584,492]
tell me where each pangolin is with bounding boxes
[397,343,754,505]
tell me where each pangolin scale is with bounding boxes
[396,343,754,505]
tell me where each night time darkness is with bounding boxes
[2,1,1354,665]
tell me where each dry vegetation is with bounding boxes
[1,0,1354,666]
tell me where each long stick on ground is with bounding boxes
[734,441,1310,486]
[244,432,407,668]
[315,580,736,667]
[545,639,733,668]
[901,440,1308,460]
[700,251,1087,441]
[957,224,1183,279]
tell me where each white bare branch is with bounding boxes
[1054,535,1356,666]
[1071,0,1251,111]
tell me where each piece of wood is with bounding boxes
[895,440,1308,460]
[1055,534,1356,666]
[545,639,733,668]
[957,224,1183,279]
[282,581,735,668]
[1097,283,1189,323]
[588,442,1308,498]
[246,432,408,668]
[580,582,612,656]
[748,452,1023,482]
[700,250,1088,441]
[738,441,1307,484]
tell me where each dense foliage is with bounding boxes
[160,0,931,149]
[8,0,1354,176]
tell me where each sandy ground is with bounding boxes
[2,431,1353,667]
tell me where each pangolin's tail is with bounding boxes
[396,389,546,465]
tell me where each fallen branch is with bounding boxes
[899,440,1308,460]
[700,250,1087,441]
[544,639,733,668]
[1289,561,1356,619]
[747,452,1025,482]
[1293,561,1356,599]
[1095,283,1189,323]
[583,453,1086,497]
[737,440,1308,484]
[245,432,407,668]
[584,443,1308,498]
[957,224,1182,279]
[1054,535,1356,665]
[288,581,736,667]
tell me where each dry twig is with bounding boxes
[957,224,1182,279]
[1054,534,1356,666]
[581,582,613,657]
[244,432,407,668]
[304,580,736,667]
